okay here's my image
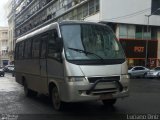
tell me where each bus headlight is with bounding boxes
[120,74,130,87]
[66,77,86,82]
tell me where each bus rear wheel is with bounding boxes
[24,81,37,97]
[51,86,64,111]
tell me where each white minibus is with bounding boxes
[15,20,129,110]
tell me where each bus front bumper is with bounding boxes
[60,81,129,102]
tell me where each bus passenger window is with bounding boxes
[32,37,40,58]
[48,30,61,61]
[18,42,24,59]
[24,39,32,59]
[40,35,47,59]
[15,44,19,60]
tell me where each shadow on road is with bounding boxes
[29,94,118,113]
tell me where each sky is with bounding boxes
[0,0,9,27]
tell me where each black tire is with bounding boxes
[24,81,37,97]
[102,99,117,106]
[143,73,147,78]
[12,72,15,77]
[51,86,64,111]
[157,73,160,79]
[128,73,132,79]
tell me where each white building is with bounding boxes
[11,0,160,67]
[6,0,16,64]
[85,0,160,67]
[0,27,9,66]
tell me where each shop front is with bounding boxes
[120,38,158,68]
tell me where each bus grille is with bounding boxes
[87,76,120,83]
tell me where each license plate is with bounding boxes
[95,82,116,89]
[100,94,113,100]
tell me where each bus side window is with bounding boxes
[15,44,19,60]
[40,34,47,59]
[32,37,40,59]
[48,30,61,61]
[24,39,32,59]
[18,41,25,59]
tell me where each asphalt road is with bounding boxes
[0,74,160,120]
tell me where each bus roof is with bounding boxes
[16,20,107,43]
[59,20,106,26]
[16,22,59,43]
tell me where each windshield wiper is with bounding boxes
[68,47,105,63]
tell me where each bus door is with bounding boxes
[47,29,64,86]
[39,34,48,94]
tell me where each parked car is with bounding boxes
[128,66,150,78]
[146,66,160,78]
[12,67,15,77]
[0,67,5,77]
[4,65,15,73]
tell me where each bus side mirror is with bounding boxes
[56,37,63,52]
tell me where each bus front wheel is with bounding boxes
[51,86,64,111]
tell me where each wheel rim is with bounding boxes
[52,87,61,110]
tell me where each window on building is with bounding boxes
[89,0,94,15]
[77,6,83,20]
[136,26,143,39]
[151,27,158,39]
[72,9,77,20]
[2,32,8,36]
[119,24,135,39]
[119,24,128,38]
[1,50,8,56]
[15,0,100,37]
[128,25,135,38]
[83,3,88,18]
[143,26,151,39]
[152,0,160,15]
[2,40,8,46]
[95,0,99,12]
[136,25,151,39]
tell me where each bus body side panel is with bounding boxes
[15,23,60,95]
[39,58,48,94]
[47,58,64,91]
[15,56,49,94]
[16,59,41,92]
[27,59,41,92]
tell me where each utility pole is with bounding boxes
[145,15,150,67]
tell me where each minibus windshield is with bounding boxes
[61,24,125,63]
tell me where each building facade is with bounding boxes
[98,0,160,68]
[6,0,16,64]
[10,0,160,68]
[0,27,9,66]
